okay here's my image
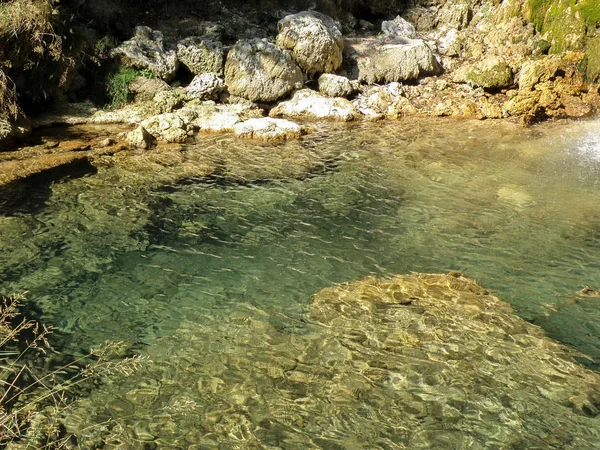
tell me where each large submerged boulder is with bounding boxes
[275,11,344,76]
[61,272,600,448]
[111,26,178,81]
[224,38,303,102]
[344,36,441,84]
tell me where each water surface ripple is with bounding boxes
[2,118,600,447]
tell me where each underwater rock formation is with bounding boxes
[58,272,600,448]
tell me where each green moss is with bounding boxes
[576,0,600,29]
[526,0,600,54]
[98,64,156,109]
[584,35,600,84]
[527,0,552,31]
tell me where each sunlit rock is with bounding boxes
[185,73,225,101]
[276,11,344,77]
[125,125,154,149]
[317,73,356,98]
[233,118,303,141]
[224,38,303,102]
[454,56,514,89]
[344,36,441,84]
[381,16,416,40]
[270,89,359,121]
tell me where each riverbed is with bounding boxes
[2,117,600,447]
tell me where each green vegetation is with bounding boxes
[103,64,156,109]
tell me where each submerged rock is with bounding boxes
[224,38,303,102]
[276,11,344,76]
[61,272,600,448]
[111,26,178,81]
[270,89,359,121]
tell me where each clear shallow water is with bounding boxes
[2,118,600,447]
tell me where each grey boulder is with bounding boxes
[224,38,303,102]
[176,36,224,76]
[111,26,178,81]
[276,11,344,76]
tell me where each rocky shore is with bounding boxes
[2,0,600,183]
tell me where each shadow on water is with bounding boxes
[0,159,97,216]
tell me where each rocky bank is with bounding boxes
[2,0,600,169]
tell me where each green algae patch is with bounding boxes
[526,0,600,53]
[583,35,600,84]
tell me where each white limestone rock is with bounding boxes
[233,117,303,141]
[276,11,344,76]
[270,89,359,121]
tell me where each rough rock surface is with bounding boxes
[176,36,224,76]
[276,11,344,76]
[125,125,154,148]
[233,117,303,141]
[344,37,441,84]
[224,38,303,102]
[454,56,514,89]
[185,73,225,101]
[270,89,359,121]
[381,16,417,40]
[129,77,171,103]
[318,73,356,98]
[111,26,178,81]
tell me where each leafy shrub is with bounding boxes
[104,64,156,109]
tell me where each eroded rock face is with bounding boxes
[176,36,224,76]
[344,37,441,84]
[224,38,303,102]
[185,72,225,101]
[111,26,178,81]
[270,89,359,121]
[276,11,344,76]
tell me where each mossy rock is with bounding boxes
[461,57,514,90]
[584,35,600,84]
[525,0,600,54]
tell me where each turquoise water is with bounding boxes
[2,118,600,447]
